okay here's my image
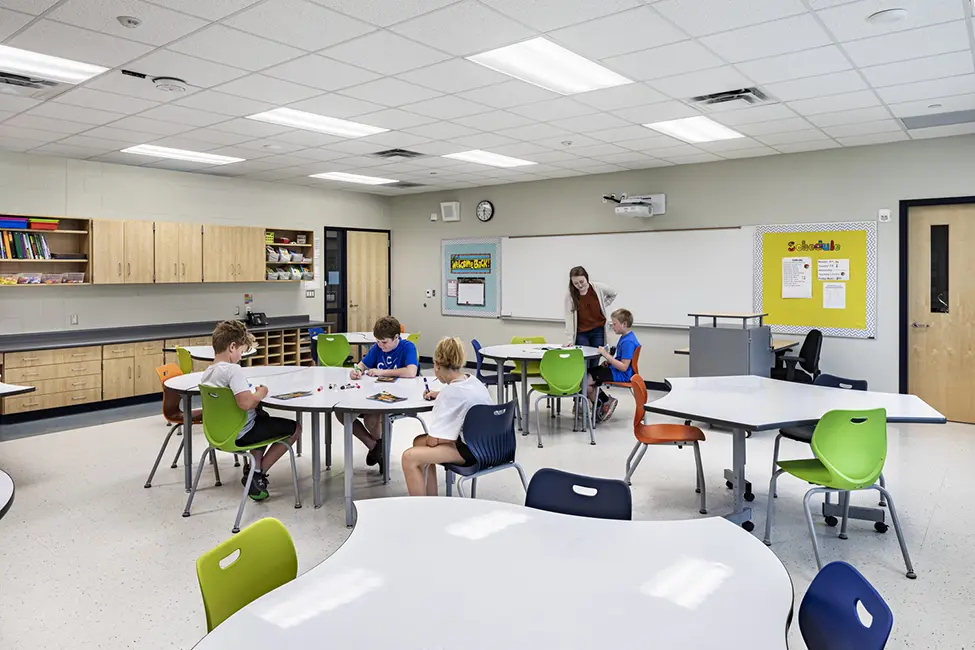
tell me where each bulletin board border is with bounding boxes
[441,237,502,318]
[753,222,877,338]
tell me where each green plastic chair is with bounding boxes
[764,408,916,578]
[406,332,420,344]
[527,348,593,448]
[509,336,545,378]
[316,334,352,367]
[196,517,297,632]
[183,385,301,533]
[175,346,194,375]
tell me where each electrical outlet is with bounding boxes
[69,314,79,326]
[305,289,315,298]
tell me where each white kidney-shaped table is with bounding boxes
[646,375,946,532]
[164,366,436,524]
[311,332,414,356]
[193,497,793,650]
[476,344,600,437]
[0,382,34,521]
[163,345,258,361]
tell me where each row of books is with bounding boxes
[0,230,52,260]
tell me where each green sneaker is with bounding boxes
[247,472,269,501]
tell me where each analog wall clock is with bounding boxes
[476,200,494,222]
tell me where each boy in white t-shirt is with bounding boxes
[199,320,301,501]
[401,336,492,496]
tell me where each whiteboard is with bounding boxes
[501,228,755,328]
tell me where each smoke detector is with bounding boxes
[117,15,142,28]
[152,76,187,93]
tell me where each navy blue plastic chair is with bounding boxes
[800,561,893,650]
[525,468,632,521]
[308,327,325,366]
[441,401,527,498]
[472,339,522,428]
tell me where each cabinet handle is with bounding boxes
[21,356,39,362]
[174,262,177,277]
[71,381,86,387]
[127,262,131,277]
[70,367,86,372]
[25,400,39,407]
[128,367,132,379]
[229,264,235,277]
[22,371,39,377]
[181,262,186,278]
[71,353,86,357]
[137,366,141,378]
[118,262,122,276]
[71,396,87,402]
[111,349,125,354]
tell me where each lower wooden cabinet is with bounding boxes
[102,357,134,401]
[134,354,163,396]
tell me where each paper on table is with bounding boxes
[782,257,812,299]
[447,280,458,298]
[818,259,850,281]
[823,282,846,309]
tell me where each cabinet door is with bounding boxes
[124,220,156,284]
[239,227,267,282]
[178,222,203,283]
[134,354,163,395]
[202,224,236,283]
[91,220,125,285]
[153,222,180,284]
[102,357,135,400]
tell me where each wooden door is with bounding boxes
[124,220,155,284]
[91,220,125,285]
[153,222,180,284]
[202,224,236,283]
[908,204,975,422]
[178,222,203,283]
[102,357,134,400]
[347,231,389,332]
[134,355,163,395]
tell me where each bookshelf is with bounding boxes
[265,227,315,283]
[0,217,91,286]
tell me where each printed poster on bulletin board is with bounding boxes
[753,222,877,338]
[441,238,501,318]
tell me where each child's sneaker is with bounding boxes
[247,471,269,501]
[601,397,619,422]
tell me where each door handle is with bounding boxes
[118,262,122,277]
[182,262,186,278]
[174,262,177,277]
[127,262,131,277]
[911,322,930,328]
[237,263,242,276]
[128,367,132,379]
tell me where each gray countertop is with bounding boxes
[0,316,327,353]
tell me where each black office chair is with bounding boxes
[771,329,822,383]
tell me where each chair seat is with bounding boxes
[779,425,814,443]
[225,433,294,454]
[479,373,520,386]
[532,382,581,397]
[165,408,203,426]
[442,461,482,476]
[635,423,705,445]
[605,380,631,388]
[776,458,833,485]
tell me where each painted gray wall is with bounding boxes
[389,135,975,392]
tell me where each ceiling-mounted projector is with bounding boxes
[605,193,666,218]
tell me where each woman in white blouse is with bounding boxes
[401,336,493,496]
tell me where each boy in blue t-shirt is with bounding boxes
[588,308,639,422]
[341,316,418,472]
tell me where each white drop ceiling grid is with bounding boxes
[0,0,972,195]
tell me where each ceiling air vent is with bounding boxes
[387,181,425,189]
[369,148,426,161]
[0,71,70,100]
[688,87,771,110]
[900,109,975,130]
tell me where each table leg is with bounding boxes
[344,412,356,528]
[495,357,507,403]
[182,394,193,493]
[521,362,531,436]
[312,412,322,509]
[382,415,391,486]
[723,428,754,532]
[325,413,332,470]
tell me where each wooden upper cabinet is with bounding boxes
[240,227,267,282]
[202,224,236,283]
[124,220,155,284]
[179,222,203,283]
[154,221,180,284]
[91,220,125,285]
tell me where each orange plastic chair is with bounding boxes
[145,364,218,488]
[605,345,641,391]
[400,323,406,333]
[623,374,708,515]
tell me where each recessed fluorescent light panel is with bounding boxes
[247,108,388,138]
[467,37,632,95]
[442,150,536,168]
[643,116,745,144]
[120,145,245,165]
[309,172,398,185]
[0,45,108,84]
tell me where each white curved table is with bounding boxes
[0,469,13,520]
[477,344,599,436]
[162,346,258,361]
[646,375,946,531]
[312,332,414,355]
[194,498,793,650]
[0,381,36,398]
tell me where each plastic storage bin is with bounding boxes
[0,273,17,285]
[41,273,63,284]
[61,272,85,284]
[17,272,42,284]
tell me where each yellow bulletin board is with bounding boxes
[753,222,877,338]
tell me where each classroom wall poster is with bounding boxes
[753,222,877,338]
[441,238,502,318]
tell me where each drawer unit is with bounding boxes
[4,388,102,415]
[103,344,136,359]
[134,340,164,357]
[4,346,101,369]
[3,360,101,383]
[18,375,102,396]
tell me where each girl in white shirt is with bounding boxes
[401,336,493,496]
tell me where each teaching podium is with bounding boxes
[687,312,774,378]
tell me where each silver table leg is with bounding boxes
[182,394,193,493]
[495,357,507,403]
[325,413,332,470]
[311,411,322,509]
[382,414,391,485]
[344,411,356,528]
[521,361,531,436]
[723,428,753,531]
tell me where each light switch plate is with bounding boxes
[305,290,315,298]
[69,314,79,325]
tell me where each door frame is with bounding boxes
[323,226,392,332]
[898,195,975,393]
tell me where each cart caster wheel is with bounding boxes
[744,492,755,502]
[726,480,734,489]
[144,483,151,488]
[699,509,707,515]
[537,443,543,449]
[874,522,889,533]
[742,521,755,532]
[824,515,838,527]
[295,504,302,509]
[589,441,595,446]
[232,527,240,534]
